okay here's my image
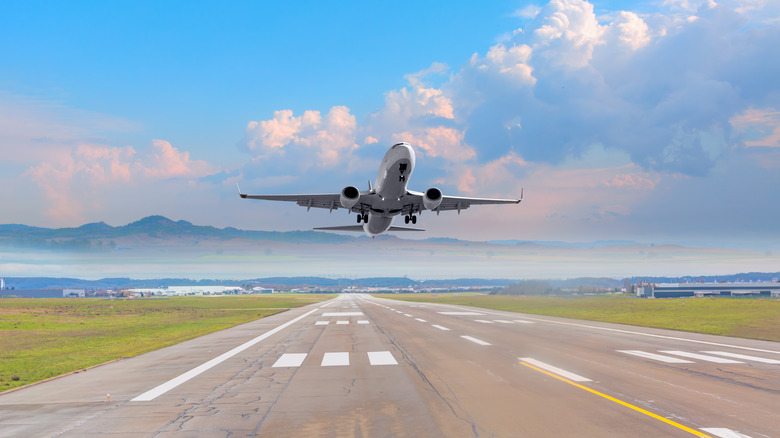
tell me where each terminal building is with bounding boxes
[635,282,780,298]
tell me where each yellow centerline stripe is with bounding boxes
[519,361,711,437]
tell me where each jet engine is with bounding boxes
[423,187,443,210]
[340,186,360,209]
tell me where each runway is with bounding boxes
[1,294,777,437]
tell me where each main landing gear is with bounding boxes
[356,213,369,223]
[404,215,417,224]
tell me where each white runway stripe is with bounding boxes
[432,325,450,331]
[494,320,513,324]
[474,320,494,324]
[322,312,363,316]
[702,351,780,364]
[321,352,349,367]
[617,350,694,364]
[439,311,483,316]
[314,321,329,325]
[415,318,427,322]
[701,428,754,438]
[336,320,349,325]
[661,351,744,364]
[514,320,534,324]
[404,313,413,317]
[520,358,592,382]
[368,351,398,366]
[132,307,319,401]
[461,335,491,346]
[272,353,307,368]
[357,320,370,324]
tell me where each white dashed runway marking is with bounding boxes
[461,335,491,346]
[357,320,370,324]
[321,352,350,367]
[272,353,308,368]
[439,311,483,316]
[322,312,363,316]
[432,325,450,331]
[474,320,494,324]
[494,320,513,324]
[415,318,427,322]
[336,320,349,325]
[314,321,329,326]
[367,351,398,366]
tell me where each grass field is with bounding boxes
[376,294,780,342]
[0,294,332,392]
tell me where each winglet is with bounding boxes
[518,188,523,203]
[368,180,373,192]
[236,182,247,199]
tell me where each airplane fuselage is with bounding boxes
[363,142,416,237]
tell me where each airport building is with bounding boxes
[635,282,780,298]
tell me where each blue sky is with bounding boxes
[1,0,779,247]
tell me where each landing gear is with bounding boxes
[362,214,368,223]
[356,214,362,223]
[404,215,417,224]
[357,213,369,223]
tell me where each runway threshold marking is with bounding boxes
[315,321,329,326]
[322,312,363,316]
[701,351,780,364]
[660,351,743,364]
[357,320,370,324]
[336,320,349,325]
[618,350,694,364]
[519,358,592,382]
[518,359,711,437]
[700,428,753,438]
[461,335,491,346]
[131,307,319,402]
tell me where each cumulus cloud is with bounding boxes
[243,105,358,168]
[26,140,214,222]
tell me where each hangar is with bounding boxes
[636,282,780,298]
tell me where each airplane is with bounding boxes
[237,142,523,238]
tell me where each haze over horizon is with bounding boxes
[2,0,779,250]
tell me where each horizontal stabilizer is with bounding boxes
[314,225,424,232]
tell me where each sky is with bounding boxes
[1,0,779,248]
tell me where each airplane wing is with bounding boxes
[405,189,522,214]
[237,184,369,213]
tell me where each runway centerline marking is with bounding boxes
[322,312,363,316]
[432,325,450,331]
[367,351,398,366]
[438,311,483,316]
[474,320,494,324]
[701,351,780,364]
[660,351,743,364]
[519,359,711,437]
[519,358,592,382]
[131,307,319,402]
[618,350,694,364]
[404,313,413,317]
[322,352,349,367]
[461,335,491,346]
[314,321,329,326]
[700,428,753,438]
[272,353,307,368]
[415,318,427,322]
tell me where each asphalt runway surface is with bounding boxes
[1,294,777,437]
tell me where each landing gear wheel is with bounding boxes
[411,215,417,224]
[356,214,362,224]
[362,214,369,223]
[404,215,410,224]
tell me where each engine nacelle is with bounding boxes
[423,187,443,211]
[340,186,360,209]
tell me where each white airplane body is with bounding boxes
[238,142,522,237]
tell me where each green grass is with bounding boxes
[376,294,780,342]
[0,294,332,391]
